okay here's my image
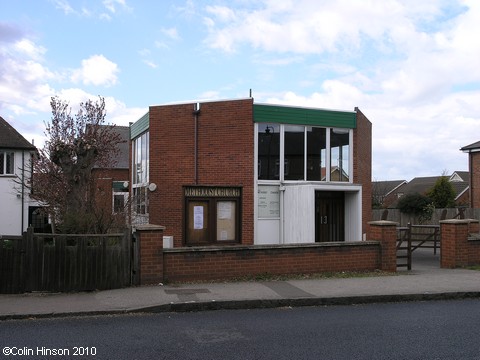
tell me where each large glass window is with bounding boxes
[257,123,280,180]
[0,151,14,175]
[330,128,350,182]
[133,132,149,185]
[256,124,351,183]
[307,127,327,181]
[132,132,149,220]
[284,125,305,180]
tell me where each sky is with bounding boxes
[1,0,479,181]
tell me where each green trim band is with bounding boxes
[254,104,356,128]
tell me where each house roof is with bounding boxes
[460,141,480,152]
[114,126,130,169]
[450,171,469,182]
[91,125,130,169]
[372,180,407,197]
[388,174,469,208]
[0,116,36,150]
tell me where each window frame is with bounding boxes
[256,124,352,183]
[0,151,15,176]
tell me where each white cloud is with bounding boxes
[71,55,119,87]
[52,0,75,15]
[161,27,180,41]
[103,0,129,13]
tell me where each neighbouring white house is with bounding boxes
[0,116,41,236]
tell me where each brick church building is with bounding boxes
[129,98,372,247]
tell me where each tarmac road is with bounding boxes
[2,298,480,360]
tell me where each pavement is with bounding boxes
[1,249,480,320]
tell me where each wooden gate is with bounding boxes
[396,223,441,270]
[0,235,26,294]
[0,228,133,293]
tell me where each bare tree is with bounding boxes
[31,96,124,233]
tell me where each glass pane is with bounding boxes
[6,153,14,174]
[141,132,147,183]
[0,153,4,174]
[135,137,142,184]
[133,187,148,214]
[257,123,280,180]
[216,201,236,241]
[307,127,326,181]
[284,125,305,180]
[330,128,350,182]
[113,194,125,213]
[257,185,280,218]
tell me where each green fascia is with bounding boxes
[253,104,356,128]
[113,181,128,191]
[130,111,149,139]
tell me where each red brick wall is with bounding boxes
[470,152,480,208]
[163,242,380,282]
[148,99,254,246]
[441,219,480,268]
[353,108,372,237]
[136,225,164,285]
[367,220,397,271]
[91,168,129,221]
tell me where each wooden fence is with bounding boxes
[0,228,132,294]
[373,208,480,227]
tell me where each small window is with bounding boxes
[113,192,128,214]
[0,151,14,175]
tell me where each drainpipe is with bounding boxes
[193,103,201,185]
[21,150,25,233]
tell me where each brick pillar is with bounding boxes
[135,224,165,285]
[368,220,398,272]
[467,219,480,234]
[440,219,469,268]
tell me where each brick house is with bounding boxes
[461,141,480,208]
[91,126,130,229]
[129,98,372,246]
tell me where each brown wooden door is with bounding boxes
[315,191,345,242]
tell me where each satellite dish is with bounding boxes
[148,183,157,192]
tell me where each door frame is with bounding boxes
[315,190,345,242]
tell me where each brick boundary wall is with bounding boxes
[135,224,165,285]
[162,242,380,283]
[367,220,398,272]
[134,221,403,284]
[441,219,480,268]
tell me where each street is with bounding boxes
[1,299,480,359]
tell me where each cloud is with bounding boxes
[71,55,119,87]
[0,33,56,115]
[51,0,131,20]
[103,0,130,13]
[13,39,46,60]
[0,22,25,43]
[51,0,75,15]
[161,27,180,41]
